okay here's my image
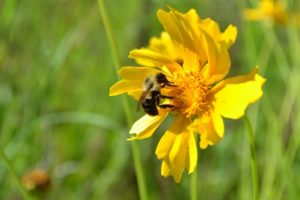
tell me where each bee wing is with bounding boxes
[137,88,151,111]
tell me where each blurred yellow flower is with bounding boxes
[110,7,265,182]
[243,0,300,25]
[22,169,50,192]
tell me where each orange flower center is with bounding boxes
[168,71,210,118]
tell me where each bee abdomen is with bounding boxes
[142,98,158,116]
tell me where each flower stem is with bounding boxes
[244,115,259,200]
[0,144,32,200]
[130,141,147,200]
[190,165,198,200]
[97,1,148,200]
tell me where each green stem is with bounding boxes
[190,165,198,200]
[244,115,259,200]
[97,1,120,72]
[130,141,148,200]
[97,1,148,200]
[0,144,32,200]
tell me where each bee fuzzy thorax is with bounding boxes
[143,75,159,91]
[139,73,175,116]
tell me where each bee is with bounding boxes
[138,73,175,116]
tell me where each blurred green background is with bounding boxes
[1,0,300,199]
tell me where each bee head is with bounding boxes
[155,73,169,84]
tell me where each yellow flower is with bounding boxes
[243,0,300,25]
[110,7,265,182]
[22,169,50,191]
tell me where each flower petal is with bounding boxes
[119,66,160,81]
[168,133,187,182]
[199,18,222,40]
[128,111,168,140]
[157,7,206,62]
[155,116,197,182]
[182,47,201,72]
[200,18,237,49]
[155,130,176,160]
[129,49,173,67]
[201,31,231,84]
[189,112,224,149]
[109,66,161,98]
[127,90,143,100]
[148,32,176,59]
[212,67,266,119]
[109,80,141,97]
[161,160,171,177]
[155,115,189,159]
[221,24,238,48]
[243,9,264,21]
[129,32,184,73]
[187,132,197,173]
[211,111,224,138]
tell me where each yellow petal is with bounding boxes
[169,132,184,164]
[119,66,160,81]
[169,133,187,182]
[188,120,208,149]
[201,31,231,84]
[169,130,197,181]
[157,7,206,62]
[109,80,142,97]
[155,130,176,160]
[129,49,181,73]
[212,67,266,119]
[181,47,201,72]
[221,25,238,48]
[187,132,197,173]
[199,18,222,41]
[161,160,171,177]
[109,66,161,97]
[129,49,173,67]
[156,116,197,182]
[243,9,265,21]
[128,111,168,140]
[127,90,143,100]
[211,111,224,138]
[155,115,189,159]
[200,18,237,49]
[189,112,224,149]
[148,32,176,58]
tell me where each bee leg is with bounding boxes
[159,94,174,99]
[155,95,160,106]
[158,104,175,109]
[165,82,176,87]
[161,82,176,88]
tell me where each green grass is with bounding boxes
[0,0,300,199]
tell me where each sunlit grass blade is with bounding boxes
[97,0,148,199]
[244,115,259,200]
[4,112,125,157]
[191,162,198,200]
[0,144,32,200]
[274,23,300,200]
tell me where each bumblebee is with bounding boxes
[138,73,175,116]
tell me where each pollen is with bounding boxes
[170,71,210,118]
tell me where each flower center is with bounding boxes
[168,71,210,118]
